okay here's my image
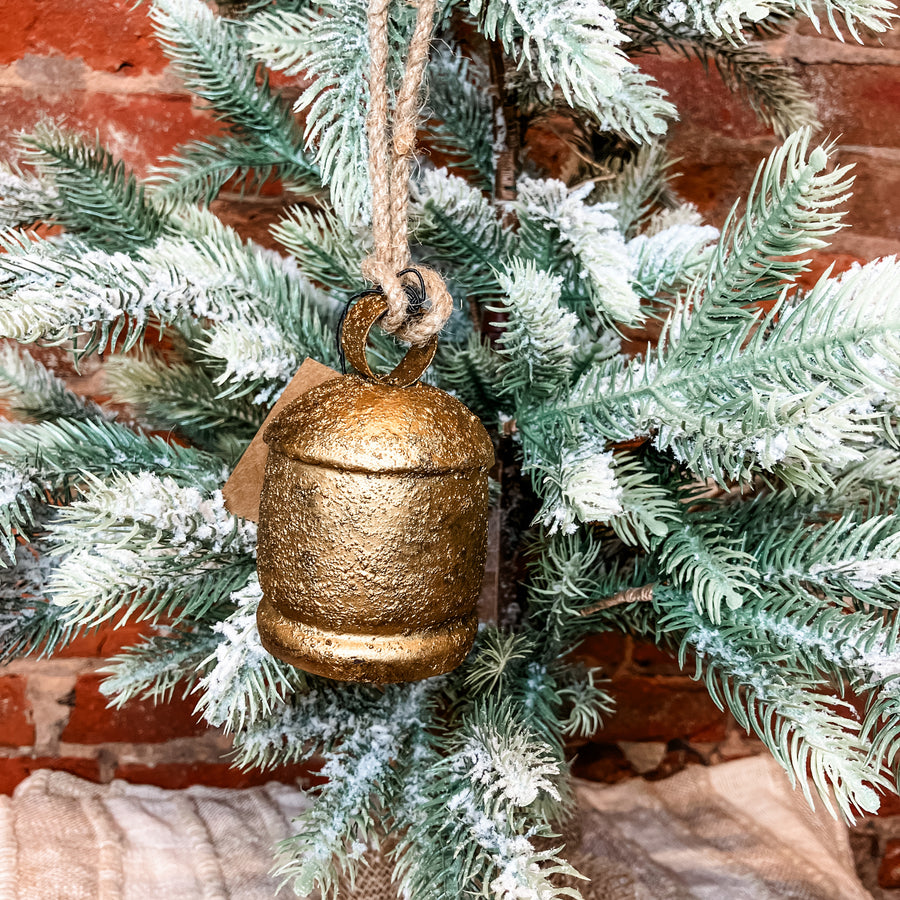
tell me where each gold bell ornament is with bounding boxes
[255,293,495,683]
[254,0,493,682]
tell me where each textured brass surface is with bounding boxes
[342,293,438,387]
[265,376,494,473]
[257,369,494,683]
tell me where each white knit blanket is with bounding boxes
[0,756,871,899]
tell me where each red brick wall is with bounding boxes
[0,625,314,793]
[0,2,200,166]
[646,23,900,270]
[0,2,896,797]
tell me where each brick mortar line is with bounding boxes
[0,734,233,762]
[676,132,900,162]
[0,64,190,96]
[779,34,900,66]
[837,145,900,162]
[828,234,900,258]
[59,735,235,765]
[2,657,97,677]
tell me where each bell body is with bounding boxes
[256,374,494,683]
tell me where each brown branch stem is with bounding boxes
[579,584,656,617]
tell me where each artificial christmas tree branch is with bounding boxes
[1,0,900,895]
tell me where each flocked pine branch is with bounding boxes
[593,142,676,237]
[426,44,495,189]
[656,515,760,620]
[46,471,255,630]
[0,465,45,563]
[194,575,308,733]
[0,344,106,423]
[152,135,300,206]
[611,587,890,818]
[492,259,579,401]
[627,205,719,300]
[272,681,436,899]
[0,523,76,661]
[432,331,507,421]
[625,15,818,137]
[271,204,370,293]
[470,0,675,140]
[101,628,221,707]
[0,418,223,496]
[512,176,642,324]
[0,229,221,356]
[0,195,339,397]
[0,161,61,231]
[529,427,623,536]
[525,133,892,492]
[672,127,852,362]
[616,0,893,41]
[604,453,682,551]
[105,351,264,455]
[20,124,169,249]
[393,698,582,900]
[246,0,419,222]
[149,0,319,203]
[410,167,512,299]
[0,418,224,565]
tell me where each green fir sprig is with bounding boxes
[1,1,900,896]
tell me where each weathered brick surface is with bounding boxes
[835,149,900,241]
[629,640,685,678]
[639,53,772,141]
[60,672,206,745]
[794,17,900,49]
[51,619,151,660]
[0,755,102,795]
[575,631,630,674]
[590,676,729,743]
[799,63,900,147]
[211,196,290,252]
[0,86,212,174]
[577,634,727,732]
[570,742,635,783]
[0,0,168,73]
[0,675,35,748]
[663,139,772,228]
[878,838,900,888]
[875,791,900,818]
[115,760,316,791]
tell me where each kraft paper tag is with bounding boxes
[223,358,340,521]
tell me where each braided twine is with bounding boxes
[362,0,453,346]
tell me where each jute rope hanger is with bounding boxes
[361,0,453,347]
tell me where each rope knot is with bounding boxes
[364,0,451,346]
[361,258,453,346]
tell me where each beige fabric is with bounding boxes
[0,756,871,899]
[1,770,308,900]
[571,756,870,900]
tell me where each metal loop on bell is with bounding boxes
[341,292,438,388]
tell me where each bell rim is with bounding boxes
[256,593,478,684]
